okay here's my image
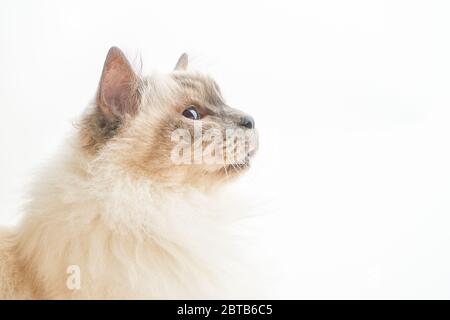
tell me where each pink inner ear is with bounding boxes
[98,47,139,118]
[102,68,131,112]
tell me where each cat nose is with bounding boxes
[240,115,255,129]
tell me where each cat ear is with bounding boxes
[97,47,140,120]
[174,53,188,71]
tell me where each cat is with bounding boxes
[0,47,258,299]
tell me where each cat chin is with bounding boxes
[216,162,251,180]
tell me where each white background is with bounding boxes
[1,0,450,299]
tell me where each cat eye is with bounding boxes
[182,106,200,120]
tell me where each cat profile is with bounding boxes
[0,47,258,299]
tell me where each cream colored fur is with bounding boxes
[0,228,32,299]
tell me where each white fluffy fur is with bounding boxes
[0,136,257,299]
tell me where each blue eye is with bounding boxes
[182,106,200,120]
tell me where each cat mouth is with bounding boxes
[223,153,253,172]
[216,148,256,178]
[227,160,249,170]
[220,162,249,176]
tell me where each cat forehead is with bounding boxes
[139,72,225,111]
[172,72,220,91]
[171,73,224,105]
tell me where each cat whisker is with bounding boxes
[222,163,230,179]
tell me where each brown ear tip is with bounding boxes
[107,46,124,58]
[174,52,189,70]
[180,53,189,63]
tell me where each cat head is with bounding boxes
[79,47,258,189]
